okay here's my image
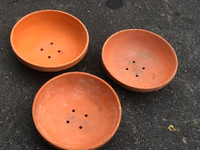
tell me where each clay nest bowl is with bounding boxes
[11,10,89,72]
[32,72,121,149]
[102,29,178,92]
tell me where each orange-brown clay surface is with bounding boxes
[11,10,89,72]
[32,72,121,150]
[102,29,178,92]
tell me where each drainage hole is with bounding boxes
[126,68,129,70]
[133,61,135,63]
[136,75,139,77]
[85,114,88,117]
[58,50,61,53]
[48,56,51,59]
[72,109,75,112]
[50,42,53,45]
[142,67,145,70]
[79,126,83,129]
[40,48,43,51]
[66,120,70,124]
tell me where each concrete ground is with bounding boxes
[0,0,200,149]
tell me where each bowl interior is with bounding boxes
[33,73,121,149]
[103,30,177,90]
[11,11,88,68]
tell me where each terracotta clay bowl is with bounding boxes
[32,72,121,150]
[10,10,89,72]
[102,29,178,92]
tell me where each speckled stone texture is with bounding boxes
[0,0,200,149]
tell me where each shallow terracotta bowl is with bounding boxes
[102,29,178,92]
[11,10,89,71]
[32,72,121,149]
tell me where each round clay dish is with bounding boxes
[102,29,178,92]
[32,72,121,149]
[10,10,89,72]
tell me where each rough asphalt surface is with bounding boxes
[0,0,200,149]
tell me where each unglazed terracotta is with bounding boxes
[32,72,121,150]
[10,10,89,72]
[102,29,178,92]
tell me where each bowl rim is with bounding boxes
[102,29,178,92]
[10,10,89,71]
[32,72,122,149]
